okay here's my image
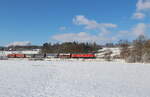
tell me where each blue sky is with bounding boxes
[0,0,150,46]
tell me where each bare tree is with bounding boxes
[119,40,130,60]
[126,35,146,63]
[142,40,150,63]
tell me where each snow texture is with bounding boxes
[0,60,150,97]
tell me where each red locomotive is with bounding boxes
[71,54,96,59]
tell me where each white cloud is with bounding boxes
[133,0,150,19]
[132,12,145,19]
[52,32,115,44]
[51,15,118,44]
[52,16,150,44]
[116,23,149,40]
[132,23,147,36]
[6,41,31,47]
[136,0,150,11]
[52,32,97,42]
[73,15,117,34]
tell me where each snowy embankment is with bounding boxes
[0,60,150,97]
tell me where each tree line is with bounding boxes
[41,42,101,54]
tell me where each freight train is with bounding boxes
[7,53,96,59]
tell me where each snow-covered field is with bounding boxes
[0,60,150,97]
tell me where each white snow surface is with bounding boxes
[96,47,121,58]
[0,60,150,97]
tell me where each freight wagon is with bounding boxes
[28,54,46,61]
[25,54,34,58]
[46,53,58,58]
[15,54,26,58]
[7,54,16,58]
[58,53,71,58]
[33,54,46,58]
[7,54,26,58]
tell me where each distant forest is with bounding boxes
[42,42,101,54]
